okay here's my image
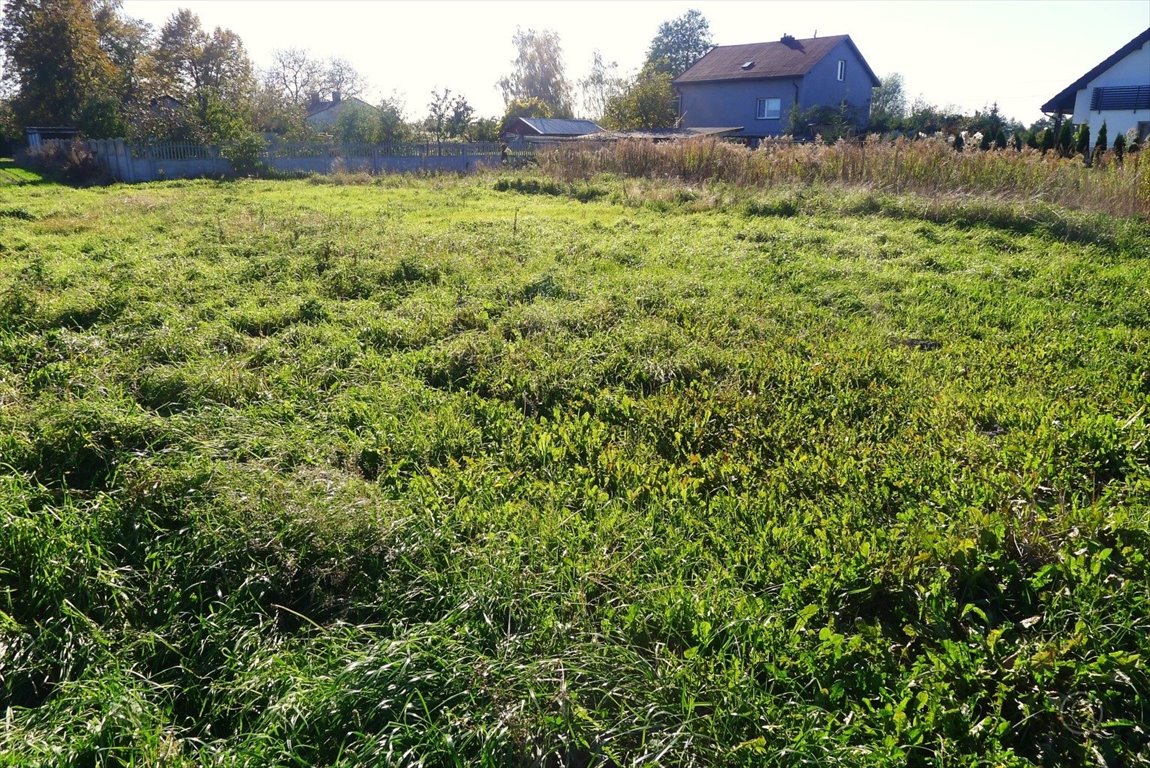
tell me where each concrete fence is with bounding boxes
[84,139,507,183]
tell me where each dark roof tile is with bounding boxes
[674,34,878,86]
[1041,28,1150,114]
[516,118,603,136]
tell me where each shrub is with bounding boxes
[222,132,268,178]
[1075,123,1090,157]
[18,139,109,186]
[1113,133,1126,165]
[1057,121,1074,157]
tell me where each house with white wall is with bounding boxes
[1041,28,1150,142]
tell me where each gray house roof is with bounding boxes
[305,96,378,130]
[512,118,603,136]
[1041,27,1150,114]
[674,34,879,87]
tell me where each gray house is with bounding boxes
[674,34,880,140]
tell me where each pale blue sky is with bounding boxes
[121,0,1150,125]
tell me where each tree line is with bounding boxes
[7,2,1112,156]
[0,0,713,150]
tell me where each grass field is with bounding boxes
[1,173,1148,766]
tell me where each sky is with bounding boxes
[119,0,1150,126]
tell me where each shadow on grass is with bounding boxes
[0,158,49,186]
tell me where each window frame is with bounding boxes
[837,60,846,81]
[755,97,782,120]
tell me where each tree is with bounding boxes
[0,0,118,131]
[148,10,253,106]
[377,94,413,144]
[601,71,677,131]
[469,116,500,142]
[902,96,962,136]
[334,104,376,144]
[446,93,474,139]
[644,8,712,77]
[144,10,255,142]
[426,87,472,150]
[264,47,326,106]
[1074,122,1090,157]
[579,50,624,121]
[498,27,573,117]
[324,57,365,100]
[92,0,151,105]
[1056,120,1074,157]
[869,72,906,131]
[501,96,553,132]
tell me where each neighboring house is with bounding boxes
[1041,28,1150,142]
[673,33,880,140]
[503,118,603,139]
[305,92,378,132]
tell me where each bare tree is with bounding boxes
[324,57,366,99]
[264,47,326,106]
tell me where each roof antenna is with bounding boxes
[813,29,818,38]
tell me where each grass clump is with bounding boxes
[0,174,1147,766]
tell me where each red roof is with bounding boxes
[674,34,879,87]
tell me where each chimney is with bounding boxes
[332,90,341,103]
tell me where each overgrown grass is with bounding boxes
[0,174,1147,766]
[539,137,1150,219]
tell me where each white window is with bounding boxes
[756,97,781,120]
[837,60,846,81]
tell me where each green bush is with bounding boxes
[222,132,268,178]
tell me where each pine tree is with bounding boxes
[1056,121,1074,157]
[1075,123,1090,156]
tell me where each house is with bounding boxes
[673,33,880,140]
[305,91,379,132]
[503,117,603,140]
[1041,28,1150,143]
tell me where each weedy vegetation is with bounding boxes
[0,168,1147,766]
[541,137,1150,219]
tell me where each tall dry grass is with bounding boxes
[538,136,1150,218]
